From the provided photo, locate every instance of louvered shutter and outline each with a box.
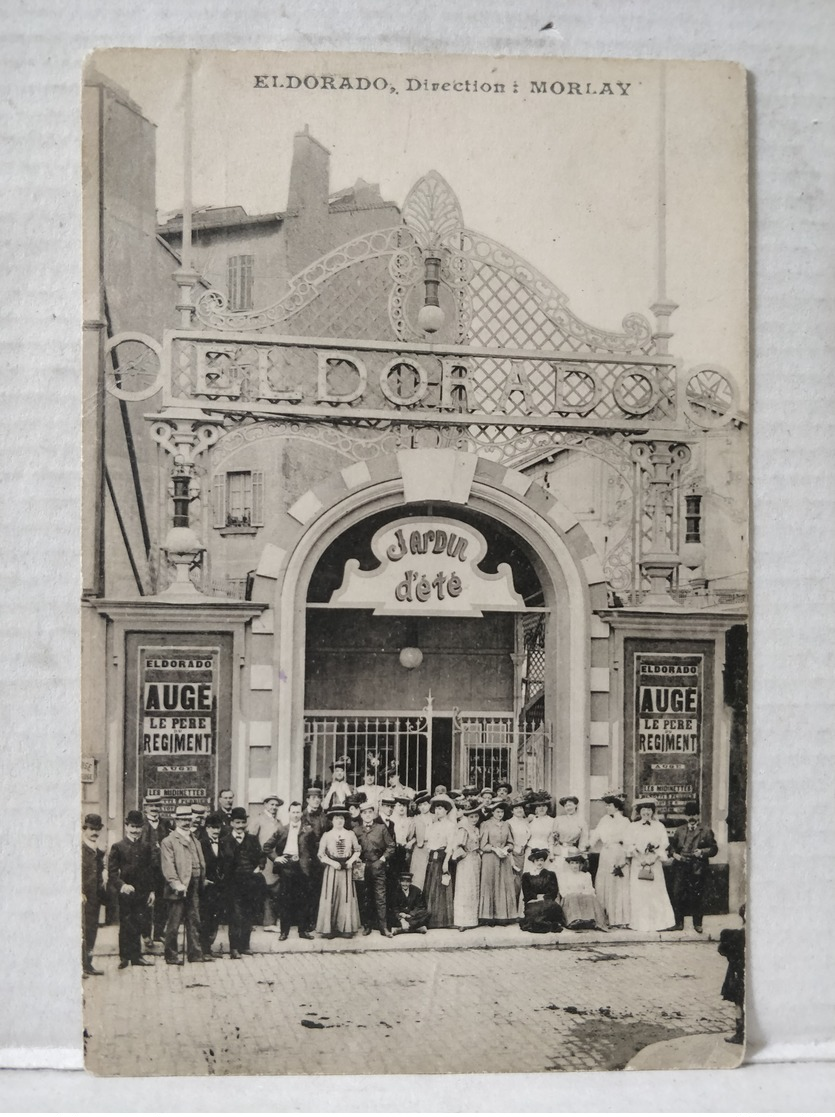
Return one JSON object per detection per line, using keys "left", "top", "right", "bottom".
{"left": 212, "top": 474, "right": 227, "bottom": 528}
{"left": 251, "top": 471, "right": 264, "bottom": 526}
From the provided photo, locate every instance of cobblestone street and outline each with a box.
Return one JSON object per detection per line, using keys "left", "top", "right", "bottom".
{"left": 84, "top": 939, "right": 735, "bottom": 1077}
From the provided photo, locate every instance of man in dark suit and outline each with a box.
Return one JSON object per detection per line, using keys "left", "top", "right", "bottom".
{"left": 263, "top": 801, "right": 316, "bottom": 940}
{"left": 82, "top": 813, "right": 107, "bottom": 975}
{"left": 216, "top": 788, "right": 235, "bottom": 834}
{"left": 198, "top": 813, "right": 226, "bottom": 957}
{"left": 139, "top": 792, "right": 173, "bottom": 949}
{"left": 356, "top": 801, "right": 395, "bottom": 937}
{"left": 391, "top": 871, "right": 430, "bottom": 935}
{"left": 300, "top": 785, "right": 327, "bottom": 933}
{"left": 221, "top": 807, "right": 264, "bottom": 958}
{"left": 665, "top": 800, "right": 719, "bottom": 933}
{"left": 108, "top": 810, "right": 156, "bottom": 969}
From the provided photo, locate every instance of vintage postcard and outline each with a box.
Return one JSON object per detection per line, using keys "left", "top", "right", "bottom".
{"left": 81, "top": 49, "right": 748, "bottom": 1075}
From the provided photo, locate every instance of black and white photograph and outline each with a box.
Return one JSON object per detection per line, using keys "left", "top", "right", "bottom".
{"left": 80, "top": 48, "right": 749, "bottom": 1076}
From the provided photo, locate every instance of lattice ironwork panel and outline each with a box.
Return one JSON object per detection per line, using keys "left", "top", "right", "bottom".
{"left": 457, "top": 715, "right": 515, "bottom": 789}
{"left": 286, "top": 258, "right": 396, "bottom": 340}
{"left": 303, "top": 714, "right": 429, "bottom": 793}
{"left": 468, "top": 264, "right": 580, "bottom": 352}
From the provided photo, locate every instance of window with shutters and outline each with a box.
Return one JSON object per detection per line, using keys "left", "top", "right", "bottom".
{"left": 213, "top": 470, "right": 264, "bottom": 532}
{"left": 227, "top": 255, "right": 254, "bottom": 312}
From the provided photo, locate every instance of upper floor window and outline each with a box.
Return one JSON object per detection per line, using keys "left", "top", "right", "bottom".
{"left": 684, "top": 493, "right": 702, "bottom": 543}
{"left": 213, "top": 470, "right": 264, "bottom": 531}
{"left": 227, "top": 255, "right": 254, "bottom": 312}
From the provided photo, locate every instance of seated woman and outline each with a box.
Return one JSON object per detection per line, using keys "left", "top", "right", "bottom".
{"left": 520, "top": 848, "right": 565, "bottom": 934}
{"left": 559, "top": 851, "right": 609, "bottom": 931}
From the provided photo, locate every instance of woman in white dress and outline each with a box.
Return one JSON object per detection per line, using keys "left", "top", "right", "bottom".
{"left": 626, "top": 797, "right": 675, "bottom": 932}
{"left": 589, "top": 792, "right": 632, "bottom": 927}
{"left": 552, "top": 795, "right": 589, "bottom": 892}
{"left": 523, "top": 794, "right": 558, "bottom": 873}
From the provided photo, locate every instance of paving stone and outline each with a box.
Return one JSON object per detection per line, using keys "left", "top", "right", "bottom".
{"left": 84, "top": 940, "right": 736, "bottom": 1076}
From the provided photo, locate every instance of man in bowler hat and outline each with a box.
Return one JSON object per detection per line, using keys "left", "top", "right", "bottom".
{"left": 160, "top": 803, "right": 207, "bottom": 964}
{"left": 82, "top": 813, "right": 107, "bottom": 975}
{"left": 198, "top": 813, "right": 227, "bottom": 957}
{"left": 221, "top": 806, "right": 265, "bottom": 958}
{"left": 665, "top": 800, "right": 718, "bottom": 932}
{"left": 108, "top": 810, "right": 156, "bottom": 968}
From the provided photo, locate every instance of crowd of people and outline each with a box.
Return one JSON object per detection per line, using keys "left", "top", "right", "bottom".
{"left": 81, "top": 764, "right": 720, "bottom": 975}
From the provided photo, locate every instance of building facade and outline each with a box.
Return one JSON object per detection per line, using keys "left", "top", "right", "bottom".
{"left": 82, "top": 71, "right": 748, "bottom": 912}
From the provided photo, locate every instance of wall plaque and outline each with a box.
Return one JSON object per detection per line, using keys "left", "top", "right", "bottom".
{"left": 329, "top": 517, "right": 526, "bottom": 617}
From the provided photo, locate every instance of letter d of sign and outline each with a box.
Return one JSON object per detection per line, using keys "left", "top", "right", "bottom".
{"left": 317, "top": 351, "right": 368, "bottom": 404}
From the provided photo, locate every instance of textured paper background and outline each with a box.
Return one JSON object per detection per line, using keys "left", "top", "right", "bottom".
{"left": 1, "top": 0, "right": 833, "bottom": 1109}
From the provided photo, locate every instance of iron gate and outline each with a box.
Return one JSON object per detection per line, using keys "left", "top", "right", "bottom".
{"left": 303, "top": 712, "right": 430, "bottom": 791}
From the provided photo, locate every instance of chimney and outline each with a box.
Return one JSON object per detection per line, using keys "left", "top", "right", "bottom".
{"left": 285, "top": 125, "right": 330, "bottom": 277}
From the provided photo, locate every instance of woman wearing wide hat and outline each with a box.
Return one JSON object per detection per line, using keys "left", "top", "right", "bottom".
{"left": 450, "top": 798, "right": 482, "bottom": 931}
{"left": 409, "top": 791, "right": 432, "bottom": 892}
{"left": 588, "top": 791, "right": 632, "bottom": 928}
{"left": 559, "top": 852, "right": 609, "bottom": 931}
{"left": 315, "top": 807, "right": 362, "bottom": 937}
{"left": 478, "top": 801, "right": 517, "bottom": 925}
{"left": 507, "top": 797, "right": 532, "bottom": 903}
{"left": 423, "top": 797, "right": 457, "bottom": 928}
{"left": 522, "top": 792, "right": 558, "bottom": 873}
{"left": 626, "top": 797, "right": 675, "bottom": 932}
{"left": 552, "top": 795, "right": 590, "bottom": 893}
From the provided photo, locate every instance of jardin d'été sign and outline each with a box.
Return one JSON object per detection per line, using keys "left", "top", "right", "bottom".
{"left": 330, "top": 517, "right": 525, "bottom": 617}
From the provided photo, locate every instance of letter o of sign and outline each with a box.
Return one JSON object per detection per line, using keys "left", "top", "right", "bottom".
{"left": 379, "top": 359, "right": 429, "bottom": 407}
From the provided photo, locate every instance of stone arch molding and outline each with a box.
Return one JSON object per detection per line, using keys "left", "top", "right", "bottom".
{"left": 250, "top": 448, "right": 608, "bottom": 610}
{"left": 246, "top": 448, "right": 608, "bottom": 801}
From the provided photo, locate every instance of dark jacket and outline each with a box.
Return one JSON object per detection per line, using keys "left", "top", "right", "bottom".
{"left": 139, "top": 817, "right": 173, "bottom": 871}
{"left": 391, "top": 882, "right": 427, "bottom": 916}
{"left": 220, "top": 832, "right": 265, "bottom": 889}
{"left": 82, "top": 843, "right": 106, "bottom": 905}
{"left": 355, "top": 819, "right": 395, "bottom": 864}
{"left": 263, "top": 820, "right": 317, "bottom": 876}
{"left": 521, "top": 869, "right": 560, "bottom": 906}
{"left": 198, "top": 831, "right": 226, "bottom": 888}
{"left": 669, "top": 823, "right": 718, "bottom": 876}
{"left": 107, "top": 836, "right": 154, "bottom": 896}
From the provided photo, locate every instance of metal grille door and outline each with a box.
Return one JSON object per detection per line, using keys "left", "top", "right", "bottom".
{"left": 303, "top": 713, "right": 430, "bottom": 791}
{"left": 455, "top": 714, "right": 515, "bottom": 789}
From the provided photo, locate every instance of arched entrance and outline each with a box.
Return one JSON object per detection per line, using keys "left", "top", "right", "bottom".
{"left": 249, "top": 449, "right": 607, "bottom": 805}
{"left": 302, "top": 502, "right": 547, "bottom": 794}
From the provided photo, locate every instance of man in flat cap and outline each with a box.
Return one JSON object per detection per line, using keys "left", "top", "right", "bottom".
{"left": 391, "top": 871, "right": 430, "bottom": 936}
{"left": 108, "top": 810, "right": 156, "bottom": 968}
{"left": 665, "top": 801, "right": 718, "bottom": 933}
{"left": 160, "top": 803, "right": 207, "bottom": 964}
{"left": 248, "top": 793, "right": 284, "bottom": 928}
{"left": 221, "top": 806, "right": 264, "bottom": 958}
{"left": 82, "top": 813, "right": 107, "bottom": 975}
{"left": 139, "top": 792, "right": 173, "bottom": 950}
{"left": 356, "top": 801, "right": 395, "bottom": 937}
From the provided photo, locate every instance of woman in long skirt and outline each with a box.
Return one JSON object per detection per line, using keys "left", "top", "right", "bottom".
{"left": 423, "top": 798, "right": 457, "bottom": 928}
{"left": 589, "top": 792, "right": 632, "bottom": 927}
{"left": 626, "top": 798, "right": 675, "bottom": 932}
{"left": 409, "top": 793, "right": 432, "bottom": 892}
{"left": 478, "top": 802, "right": 518, "bottom": 924}
{"left": 520, "top": 847, "right": 565, "bottom": 934}
{"left": 559, "top": 852, "right": 609, "bottom": 930}
{"left": 507, "top": 798, "right": 532, "bottom": 903}
{"left": 315, "top": 808, "right": 361, "bottom": 937}
{"left": 450, "top": 800, "right": 481, "bottom": 931}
